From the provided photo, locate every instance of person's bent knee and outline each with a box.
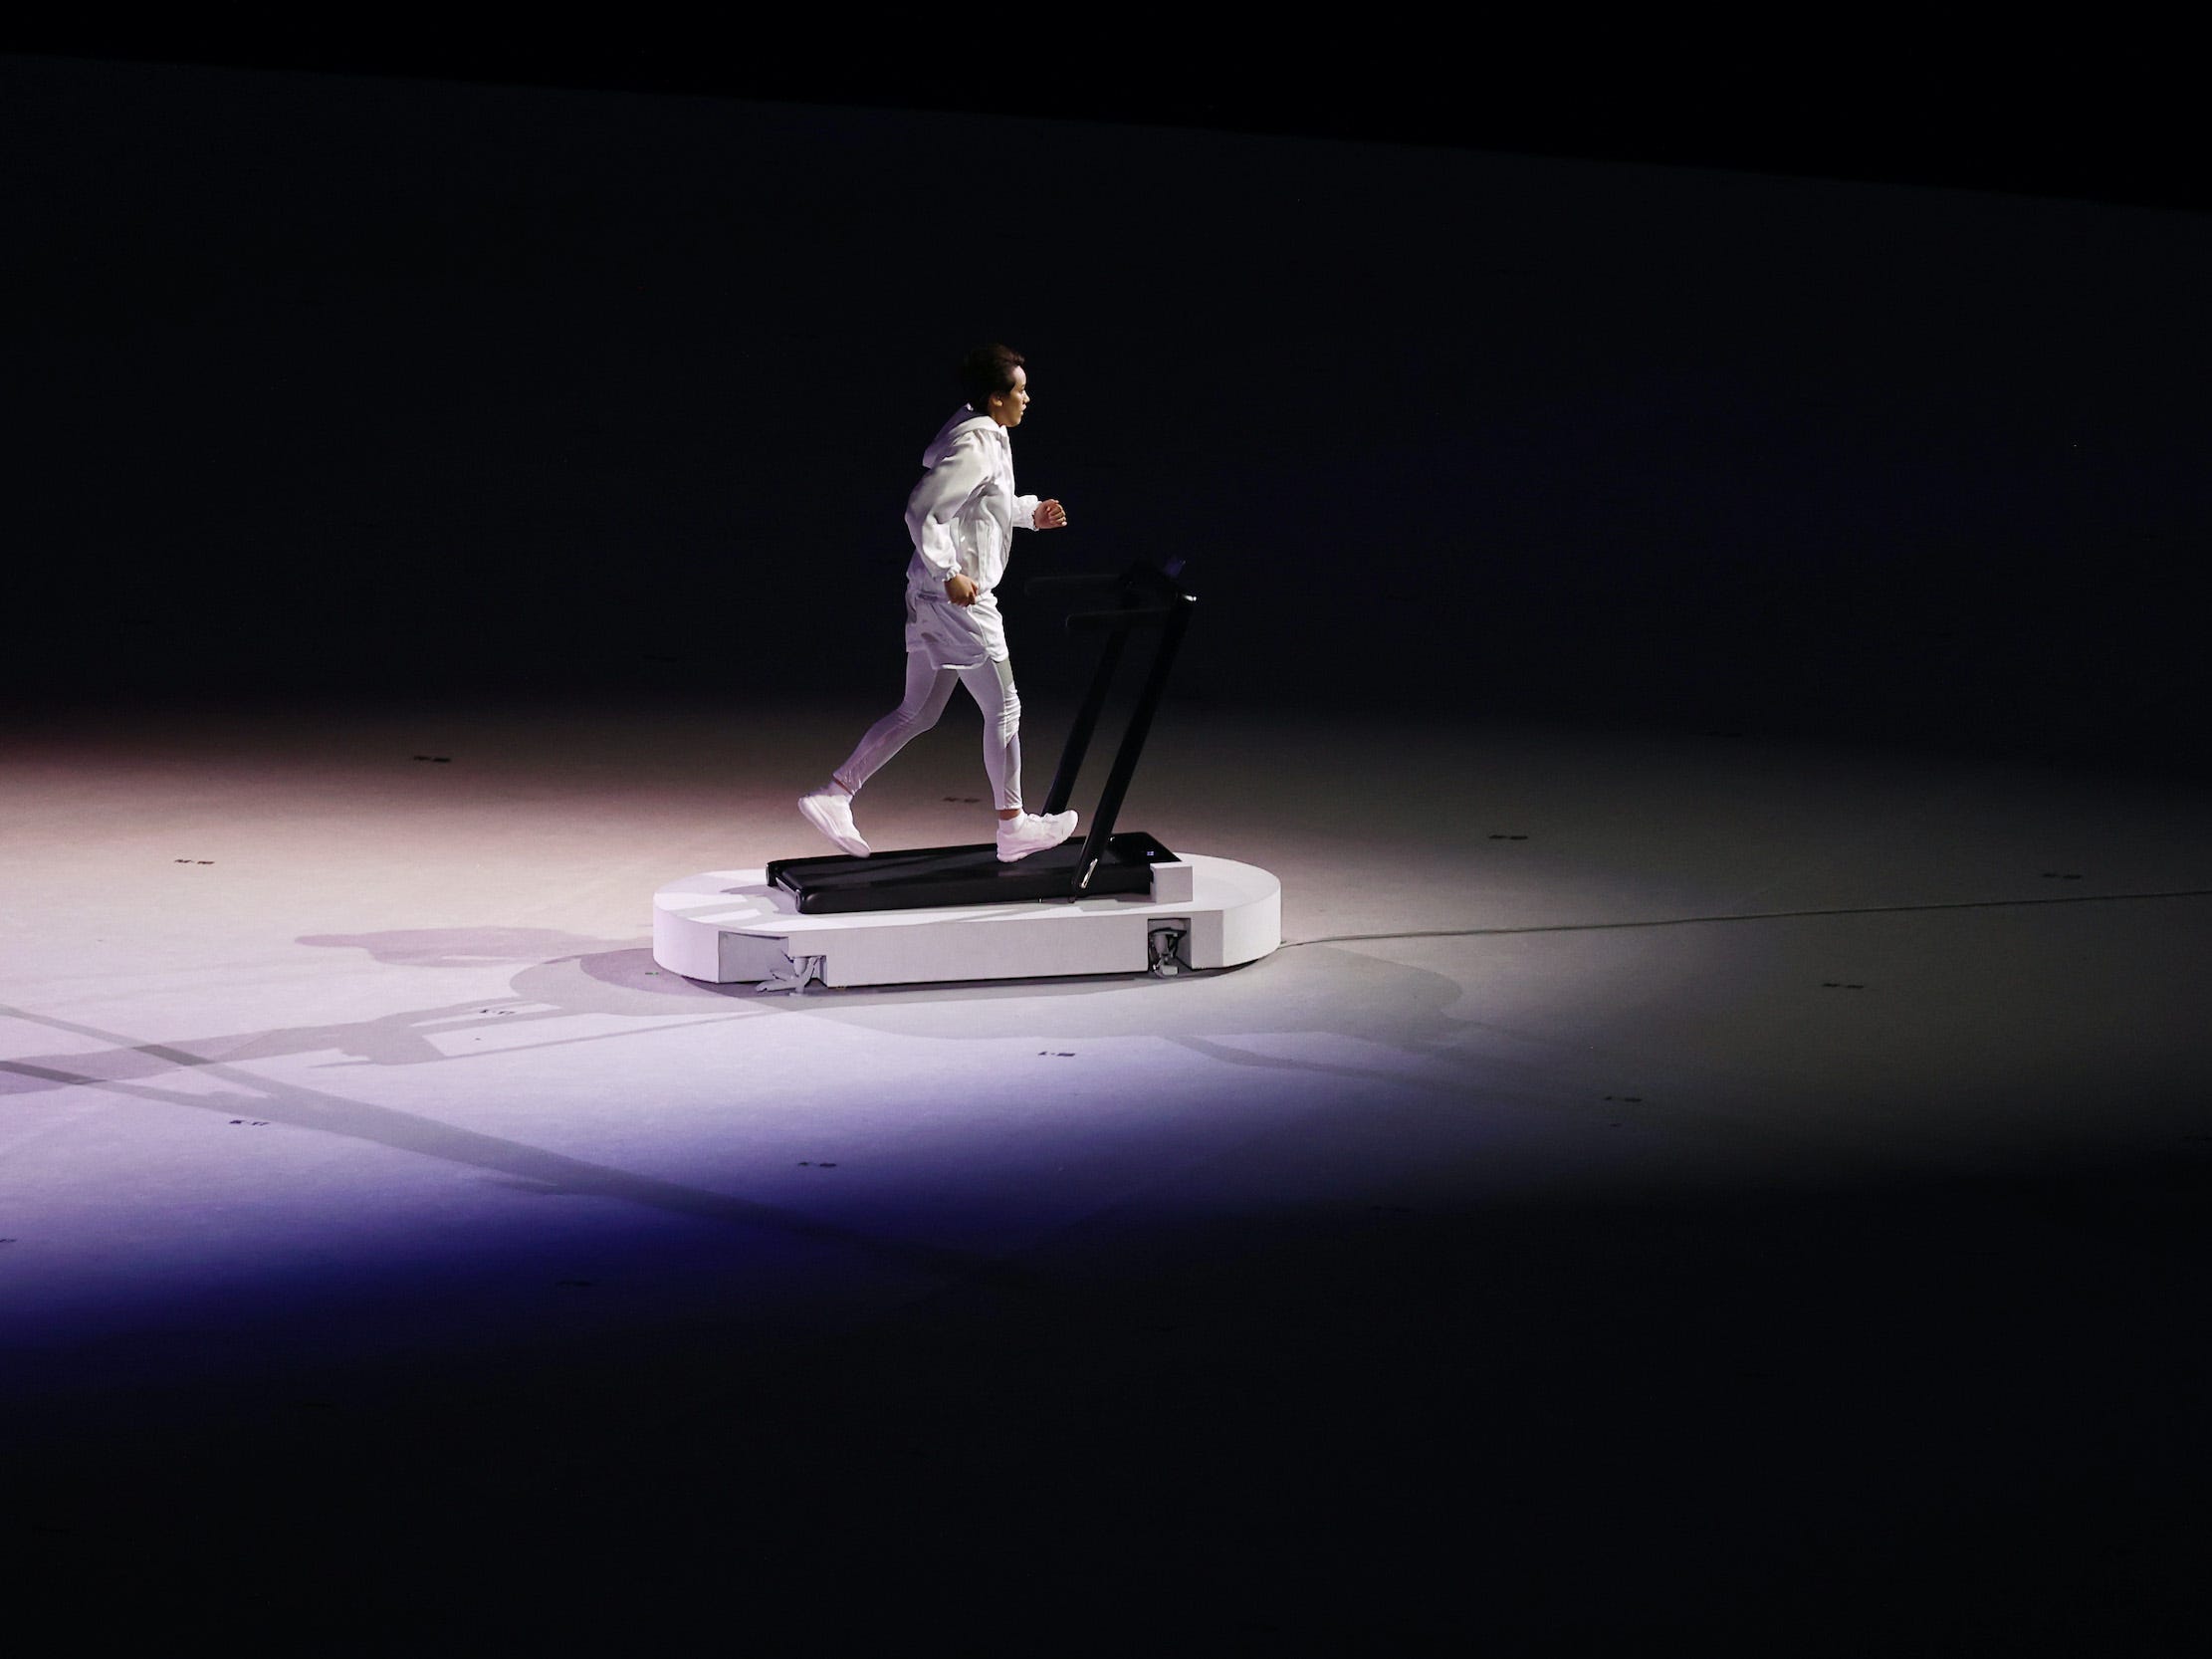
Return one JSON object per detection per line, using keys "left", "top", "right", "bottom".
{"left": 894, "top": 695, "right": 949, "bottom": 731}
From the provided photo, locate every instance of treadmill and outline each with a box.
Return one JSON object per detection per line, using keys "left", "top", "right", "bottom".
{"left": 768, "top": 559, "right": 1196, "bottom": 916}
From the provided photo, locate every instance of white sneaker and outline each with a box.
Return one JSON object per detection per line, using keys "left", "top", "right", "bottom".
{"left": 797, "top": 788, "right": 869, "bottom": 857}
{"left": 995, "top": 810, "right": 1078, "bottom": 862}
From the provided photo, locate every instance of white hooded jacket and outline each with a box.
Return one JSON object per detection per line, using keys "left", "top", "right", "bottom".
{"left": 904, "top": 405, "right": 1039, "bottom": 600}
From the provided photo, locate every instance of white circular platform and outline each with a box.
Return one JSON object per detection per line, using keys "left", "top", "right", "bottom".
{"left": 653, "top": 853, "right": 1281, "bottom": 988}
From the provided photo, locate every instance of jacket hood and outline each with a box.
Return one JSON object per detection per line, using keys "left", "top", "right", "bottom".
{"left": 922, "top": 406, "right": 1005, "bottom": 468}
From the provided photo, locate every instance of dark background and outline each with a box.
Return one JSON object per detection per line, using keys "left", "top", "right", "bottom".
{"left": 6, "top": 44, "right": 2208, "bottom": 769}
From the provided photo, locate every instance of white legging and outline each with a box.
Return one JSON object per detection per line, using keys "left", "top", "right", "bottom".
{"left": 832, "top": 652, "right": 1022, "bottom": 812}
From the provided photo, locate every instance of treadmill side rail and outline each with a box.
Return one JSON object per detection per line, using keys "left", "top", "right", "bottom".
{"left": 768, "top": 831, "right": 1181, "bottom": 917}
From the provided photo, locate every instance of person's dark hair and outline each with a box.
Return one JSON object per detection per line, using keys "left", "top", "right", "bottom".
{"left": 958, "top": 343, "right": 1025, "bottom": 410}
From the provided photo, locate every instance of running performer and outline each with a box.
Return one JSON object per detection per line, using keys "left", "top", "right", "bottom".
{"left": 798, "top": 344, "right": 1079, "bottom": 862}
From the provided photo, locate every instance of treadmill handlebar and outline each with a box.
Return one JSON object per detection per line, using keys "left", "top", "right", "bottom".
{"left": 1065, "top": 601, "right": 1190, "bottom": 634}
{"left": 1022, "top": 572, "right": 1127, "bottom": 595}
{"left": 1025, "top": 560, "right": 1192, "bottom": 605}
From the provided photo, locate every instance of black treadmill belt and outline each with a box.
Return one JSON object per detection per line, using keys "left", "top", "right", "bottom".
{"left": 769, "top": 831, "right": 1176, "bottom": 915}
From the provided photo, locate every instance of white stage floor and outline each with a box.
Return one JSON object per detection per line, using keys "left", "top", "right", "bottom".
{"left": 5, "top": 697, "right": 2209, "bottom": 1649}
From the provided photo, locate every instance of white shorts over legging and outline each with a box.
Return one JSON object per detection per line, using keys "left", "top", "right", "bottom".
{"left": 831, "top": 649, "right": 1023, "bottom": 812}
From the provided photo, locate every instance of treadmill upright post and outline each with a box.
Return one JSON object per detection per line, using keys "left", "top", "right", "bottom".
{"left": 1067, "top": 593, "right": 1194, "bottom": 891}
{"left": 1028, "top": 568, "right": 1140, "bottom": 820}
{"left": 1041, "top": 625, "right": 1127, "bottom": 817}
